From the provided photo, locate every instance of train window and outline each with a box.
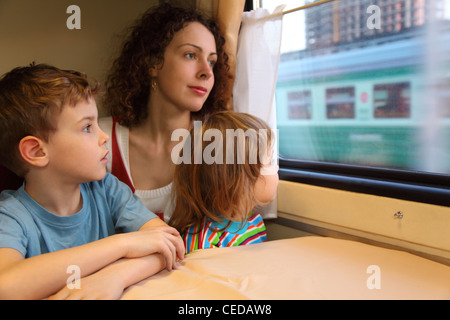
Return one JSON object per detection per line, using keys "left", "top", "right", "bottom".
{"left": 288, "top": 90, "right": 312, "bottom": 119}
{"left": 373, "top": 82, "right": 410, "bottom": 118}
{"left": 258, "top": 0, "right": 450, "bottom": 206}
{"left": 326, "top": 87, "right": 355, "bottom": 119}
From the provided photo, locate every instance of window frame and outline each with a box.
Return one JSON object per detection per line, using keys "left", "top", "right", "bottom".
{"left": 279, "top": 158, "right": 450, "bottom": 207}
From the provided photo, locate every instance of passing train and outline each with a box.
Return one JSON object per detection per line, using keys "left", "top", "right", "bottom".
{"left": 276, "top": 30, "right": 450, "bottom": 172}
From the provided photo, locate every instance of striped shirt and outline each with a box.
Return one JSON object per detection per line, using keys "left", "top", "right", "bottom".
{"left": 182, "top": 213, "right": 267, "bottom": 254}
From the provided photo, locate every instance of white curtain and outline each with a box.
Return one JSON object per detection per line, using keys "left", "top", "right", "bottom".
{"left": 233, "top": 5, "right": 285, "bottom": 219}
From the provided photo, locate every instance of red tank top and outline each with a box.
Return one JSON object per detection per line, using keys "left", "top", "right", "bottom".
{"left": 111, "top": 117, "right": 135, "bottom": 193}
{"left": 111, "top": 118, "right": 164, "bottom": 220}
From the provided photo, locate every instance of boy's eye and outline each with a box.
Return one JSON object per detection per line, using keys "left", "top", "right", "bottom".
{"left": 82, "top": 124, "right": 92, "bottom": 133}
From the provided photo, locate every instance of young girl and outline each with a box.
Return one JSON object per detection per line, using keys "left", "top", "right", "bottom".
{"left": 169, "top": 111, "right": 279, "bottom": 254}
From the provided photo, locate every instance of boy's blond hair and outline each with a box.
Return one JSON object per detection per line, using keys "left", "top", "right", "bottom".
{"left": 0, "top": 63, "right": 99, "bottom": 177}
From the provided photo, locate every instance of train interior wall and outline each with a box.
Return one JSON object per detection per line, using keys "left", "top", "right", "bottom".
{"left": 266, "top": 180, "right": 450, "bottom": 266}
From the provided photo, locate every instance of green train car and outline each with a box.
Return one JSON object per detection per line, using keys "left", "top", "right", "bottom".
{"left": 276, "top": 35, "right": 450, "bottom": 173}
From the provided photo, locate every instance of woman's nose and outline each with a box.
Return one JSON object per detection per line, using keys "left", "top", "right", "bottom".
{"left": 198, "top": 59, "right": 213, "bottom": 80}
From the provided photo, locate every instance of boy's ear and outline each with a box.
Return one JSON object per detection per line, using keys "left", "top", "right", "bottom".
{"left": 19, "top": 136, "right": 49, "bottom": 168}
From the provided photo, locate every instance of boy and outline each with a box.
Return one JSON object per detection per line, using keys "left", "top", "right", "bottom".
{"left": 0, "top": 63, "right": 185, "bottom": 299}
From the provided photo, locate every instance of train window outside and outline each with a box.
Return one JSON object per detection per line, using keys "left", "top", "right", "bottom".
{"left": 288, "top": 90, "right": 312, "bottom": 119}
{"left": 326, "top": 87, "right": 355, "bottom": 119}
{"left": 259, "top": 0, "right": 450, "bottom": 205}
{"left": 373, "top": 82, "right": 410, "bottom": 118}
{"left": 261, "top": 0, "right": 450, "bottom": 173}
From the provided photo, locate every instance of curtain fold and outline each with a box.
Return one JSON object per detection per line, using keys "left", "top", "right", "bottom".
{"left": 233, "top": 5, "right": 285, "bottom": 130}
{"left": 216, "top": 0, "right": 246, "bottom": 109}
{"left": 233, "top": 5, "right": 285, "bottom": 219}
{"left": 193, "top": 0, "right": 244, "bottom": 109}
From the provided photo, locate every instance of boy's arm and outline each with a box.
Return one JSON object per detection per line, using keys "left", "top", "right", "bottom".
{"left": 48, "top": 254, "right": 167, "bottom": 300}
{"left": 140, "top": 216, "right": 168, "bottom": 228}
{"left": 0, "top": 226, "right": 182, "bottom": 300}
{"left": 0, "top": 234, "right": 125, "bottom": 300}
{"left": 48, "top": 219, "right": 185, "bottom": 300}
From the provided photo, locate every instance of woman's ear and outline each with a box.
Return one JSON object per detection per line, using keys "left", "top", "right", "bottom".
{"left": 19, "top": 136, "right": 49, "bottom": 168}
{"left": 149, "top": 60, "right": 163, "bottom": 77}
{"left": 149, "top": 66, "right": 158, "bottom": 78}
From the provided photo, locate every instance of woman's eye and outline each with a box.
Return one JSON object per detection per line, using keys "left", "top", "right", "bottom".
{"left": 185, "top": 52, "right": 195, "bottom": 59}
{"left": 208, "top": 59, "right": 217, "bottom": 67}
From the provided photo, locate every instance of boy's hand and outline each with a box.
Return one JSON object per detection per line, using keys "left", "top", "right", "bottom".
{"left": 121, "top": 226, "right": 185, "bottom": 270}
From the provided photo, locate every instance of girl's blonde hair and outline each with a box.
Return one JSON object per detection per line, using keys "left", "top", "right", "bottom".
{"left": 169, "top": 111, "right": 273, "bottom": 233}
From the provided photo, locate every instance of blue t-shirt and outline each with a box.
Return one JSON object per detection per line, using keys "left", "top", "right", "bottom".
{"left": 0, "top": 173, "right": 157, "bottom": 258}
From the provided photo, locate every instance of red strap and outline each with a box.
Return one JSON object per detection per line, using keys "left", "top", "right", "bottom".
{"left": 111, "top": 117, "right": 135, "bottom": 193}
{"left": 111, "top": 118, "right": 165, "bottom": 221}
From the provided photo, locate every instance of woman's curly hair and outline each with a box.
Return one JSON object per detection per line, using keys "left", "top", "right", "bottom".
{"left": 104, "top": 3, "right": 231, "bottom": 127}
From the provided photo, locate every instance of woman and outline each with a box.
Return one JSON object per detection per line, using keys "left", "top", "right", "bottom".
{"left": 99, "top": 4, "right": 231, "bottom": 221}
